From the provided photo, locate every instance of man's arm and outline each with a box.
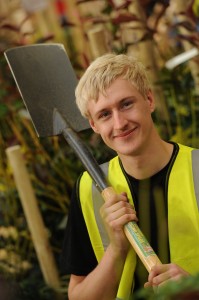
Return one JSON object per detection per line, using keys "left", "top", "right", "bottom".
{"left": 68, "top": 244, "right": 126, "bottom": 300}
{"left": 68, "top": 192, "right": 137, "bottom": 300}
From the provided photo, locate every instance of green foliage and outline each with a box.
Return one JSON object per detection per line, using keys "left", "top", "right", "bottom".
{"left": 134, "top": 273, "right": 199, "bottom": 300}
{"left": 155, "top": 65, "right": 199, "bottom": 146}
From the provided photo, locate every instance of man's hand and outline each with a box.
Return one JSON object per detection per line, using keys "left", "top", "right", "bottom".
{"left": 144, "top": 263, "right": 190, "bottom": 288}
{"left": 100, "top": 192, "right": 138, "bottom": 256}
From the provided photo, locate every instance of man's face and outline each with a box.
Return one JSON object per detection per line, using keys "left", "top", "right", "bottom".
{"left": 88, "top": 78, "right": 155, "bottom": 158}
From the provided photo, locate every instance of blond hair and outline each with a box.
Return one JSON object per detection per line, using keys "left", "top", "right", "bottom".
{"left": 75, "top": 53, "right": 151, "bottom": 118}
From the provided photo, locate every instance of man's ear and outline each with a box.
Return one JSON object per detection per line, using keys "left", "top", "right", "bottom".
{"left": 147, "top": 90, "right": 155, "bottom": 112}
{"left": 89, "top": 118, "right": 99, "bottom": 133}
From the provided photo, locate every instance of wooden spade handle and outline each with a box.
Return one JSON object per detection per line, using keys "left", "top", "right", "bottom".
{"left": 102, "top": 187, "right": 162, "bottom": 272}
{"left": 6, "top": 145, "right": 60, "bottom": 289}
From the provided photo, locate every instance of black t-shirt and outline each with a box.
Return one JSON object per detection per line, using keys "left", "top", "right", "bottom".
{"left": 60, "top": 142, "right": 178, "bottom": 290}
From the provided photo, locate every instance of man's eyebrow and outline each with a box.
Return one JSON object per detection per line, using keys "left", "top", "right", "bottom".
{"left": 119, "top": 96, "right": 136, "bottom": 104}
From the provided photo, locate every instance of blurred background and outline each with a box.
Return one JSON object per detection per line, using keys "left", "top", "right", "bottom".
{"left": 0, "top": 0, "right": 199, "bottom": 299}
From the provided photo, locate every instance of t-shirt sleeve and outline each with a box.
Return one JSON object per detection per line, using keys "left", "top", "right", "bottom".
{"left": 60, "top": 178, "right": 98, "bottom": 276}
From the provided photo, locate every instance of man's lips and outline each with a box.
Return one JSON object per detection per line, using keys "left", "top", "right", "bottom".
{"left": 114, "top": 127, "right": 137, "bottom": 138}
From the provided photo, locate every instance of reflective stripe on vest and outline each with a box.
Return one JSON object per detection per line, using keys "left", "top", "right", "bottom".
{"left": 79, "top": 144, "right": 199, "bottom": 299}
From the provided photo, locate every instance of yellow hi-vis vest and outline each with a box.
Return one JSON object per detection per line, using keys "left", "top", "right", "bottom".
{"left": 79, "top": 144, "right": 199, "bottom": 300}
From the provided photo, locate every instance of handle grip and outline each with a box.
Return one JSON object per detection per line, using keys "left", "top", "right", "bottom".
{"left": 102, "top": 186, "right": 162, "bottom": 272}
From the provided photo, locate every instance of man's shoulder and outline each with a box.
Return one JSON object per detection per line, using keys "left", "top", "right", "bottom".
{"left": 100, "top": 155, "right": 119, "bottom": 167}
{"left": 80, "top": 156, "right": 119, "bottom": 178}
{"left": 176, "top": 142, "right": 195, "bottom": 152}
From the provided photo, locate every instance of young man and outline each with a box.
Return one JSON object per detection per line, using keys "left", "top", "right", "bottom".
{"left": 61, "top": 54, "right": 199, "bottom": 299}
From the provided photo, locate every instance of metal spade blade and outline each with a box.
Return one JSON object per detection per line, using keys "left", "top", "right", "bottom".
{"left": 4, "top": 43, "right": 89, "bottom": 137}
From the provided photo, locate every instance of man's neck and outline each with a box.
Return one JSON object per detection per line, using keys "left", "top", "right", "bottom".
{"left": 119, "top": 140, "right": 174, "bottom": 180}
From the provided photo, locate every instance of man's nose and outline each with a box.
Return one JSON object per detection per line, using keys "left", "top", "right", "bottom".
{"left": 113, "top": 111, "right": 127, "bottom": 129}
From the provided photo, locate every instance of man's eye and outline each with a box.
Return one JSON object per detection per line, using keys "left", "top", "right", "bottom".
{"left": 99, "top": 111, "right": 110, "bottom": 119}
{"left": 122, "top": 101, "right": 133, "bottom": 109}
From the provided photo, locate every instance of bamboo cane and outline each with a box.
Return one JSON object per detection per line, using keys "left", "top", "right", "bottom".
{"left": 87, "top": 26, "right": 110, "bottom": 59}
{"left": 6, "top": 145, "right": 61, "bottom": 290}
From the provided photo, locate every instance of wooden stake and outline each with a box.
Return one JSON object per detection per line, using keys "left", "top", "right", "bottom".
{"left": 6, "top": 145, "right": 60, "bottom": 290}
{"left": 87, "top": 26, "right": 110, "bottom": 59}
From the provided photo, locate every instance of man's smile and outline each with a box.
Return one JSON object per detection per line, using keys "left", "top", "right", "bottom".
{"left": 113, "top": 127, "right": 138, "bottom": 139}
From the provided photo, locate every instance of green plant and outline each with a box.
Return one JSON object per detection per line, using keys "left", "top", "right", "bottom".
{"left": 134, "top": 273, "right": 199, "bottom": 300}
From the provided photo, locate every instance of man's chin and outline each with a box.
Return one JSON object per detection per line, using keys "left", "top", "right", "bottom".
{"left": 116, "top": 144, "right": 143, "bottom": 157}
